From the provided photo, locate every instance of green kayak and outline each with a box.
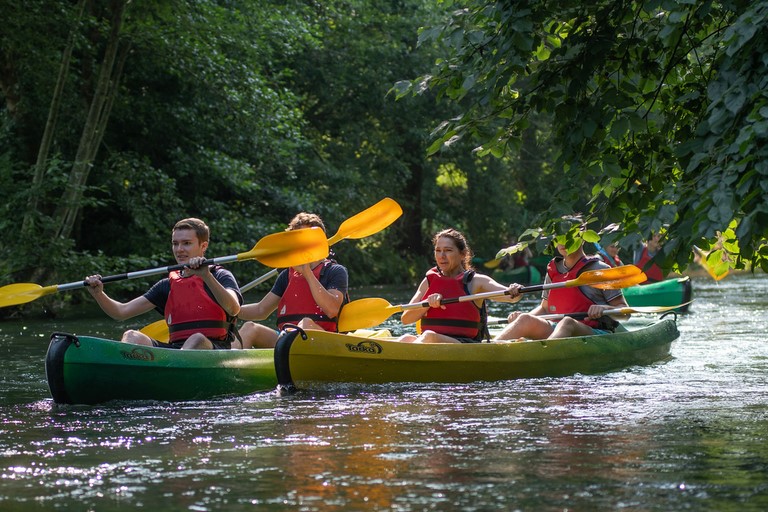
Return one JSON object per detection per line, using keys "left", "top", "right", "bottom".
{"left": 45, "top": 333, "right": 277, "bottom": 405}
{"left": 624, "top": 276, "right": 693, "bottom": 311}
{"left": 491, "top": 264, "right": 542, "bottom": 285}
{"left": 274, "top": 318, "right": 679, "bottom": 391}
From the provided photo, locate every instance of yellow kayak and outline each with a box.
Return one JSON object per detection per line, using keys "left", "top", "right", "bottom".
{"left": 274, "top": 319, "right": 679, "bottom": 392}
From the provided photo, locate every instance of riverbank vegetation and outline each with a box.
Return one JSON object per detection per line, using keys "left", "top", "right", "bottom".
{"left": 1, "top": 0, "right": 766, "bottom": 315}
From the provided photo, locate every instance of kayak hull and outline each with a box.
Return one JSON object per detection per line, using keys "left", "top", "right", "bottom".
{"left": 45, "top": 333, "right": 276, "bottom": 405}
{"left": 624, "top": 276, "right": 693, "bottom": 311}
{"left": 275, "top": 319, "right": 679, "bottom": 389}
{"left": 491, "top": 264, "right": 542, "bottom": 285}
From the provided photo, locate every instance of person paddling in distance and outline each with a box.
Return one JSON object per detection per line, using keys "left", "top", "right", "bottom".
{"left": 596, "top": 242, "right": 623, "bottom": 267}
{"left": 494, "top": 240, "right": 629, "bottom": 342}
{"left": 238, "top": 213, "right": 349, "bottom": 348}
{"left": 84, "top": 218, "right": 243, "bottom": 349}
{"left": 634, "top": 231, "right": 667, "bottom": 284}
{"left": 398, "top": 228, "right": 522, "bottom": 344}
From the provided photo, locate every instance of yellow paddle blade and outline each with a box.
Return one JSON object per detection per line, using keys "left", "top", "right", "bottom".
{"left": 483, "top": 258, "right": 502, "bottom": 269}
{"left": 590, "top": 272, "right": 648, "bottom": 289}
{"left": 139, "top": 319, "right": 170, "bottom": 343}
{"left": 240, "top": 227, "right": 329, "bottom": 267}
{"left": 608, "top": 301, "right": 694, "bottom": 315}
{"left": 0, "top": 283, "right": 58, "bottom": 308}
{"left": 571, "top": 264, "right": 641, "bottom": 285}
{"left": 327, "top": 198, "right": 402, "bottom": 245}
{"left": 338, "top": 297, "right": 404, "bottom": 332}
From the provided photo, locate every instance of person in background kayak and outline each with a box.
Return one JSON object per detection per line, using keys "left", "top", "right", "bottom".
{"left": 494, "top": 241, "right": 629, "bottom": 341}
{"left": 84, "top": 218, "right": 243, "bottom": 349}
{"left": 238, "top": 213, "right": 349, "bottom": 348}
{"left": 634, "top": 232, "right": 667, "bottom": 283}
{"left": 596, "top": 242, "right": 623, "bottom": 267}
{"left": 398, "top": 228, "right": 522, "bottom": 344}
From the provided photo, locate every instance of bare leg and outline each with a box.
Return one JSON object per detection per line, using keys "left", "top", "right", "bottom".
{"left": 418, "top": 330, "right": 463, "bottom": 343}
{"left": 121, "top": 329, "right": 154, "bottom": 346}
{"left": 548, "top": 317, "right": 595, "bottom": 339}
{"left": 239, "top": 321, "right": 279, "bottom": 349}
{"left": 296, "top": 318, "right": 324, "bottom": 331}
{"left": 182, "top": 333, "right": 214, "bottom": 350}
{"left": 494, "top": 314, "right": 554, "bottom": 341}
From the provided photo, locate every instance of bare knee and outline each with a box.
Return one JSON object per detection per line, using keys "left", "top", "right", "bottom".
{"left": 121, "top": 329, "right": 153, "bottom": 345}
{"left": 549, "top": 317, "right": 592, "bottom": 339}
{"left": 239, "top": 321, "right": 278, "bottom": 349}
{"left": 296, "top": 318, "right": 324, "bottom": 331}
{"left": 418, "top": 330, "right": 458, "bottom": 344}
{"left": 182, "top": 333, "right": 212, "bottom": 350}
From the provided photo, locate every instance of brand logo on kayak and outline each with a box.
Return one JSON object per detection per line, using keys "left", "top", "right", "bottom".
{"left": 120, "top": 348, "right": 155, "bottom": 362}
{"left": 345, "top": 341, "right": 383, "bottom": 354}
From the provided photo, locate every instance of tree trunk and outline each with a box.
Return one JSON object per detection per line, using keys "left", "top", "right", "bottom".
{"left": 52, "top": 0, "right": 129, "bottom": 241}
{"left": 22, "top": 0, "right": 88, "bottom": 236}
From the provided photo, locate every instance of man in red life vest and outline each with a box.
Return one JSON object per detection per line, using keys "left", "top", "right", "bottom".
{"left": 494, "top": 241, "right": 629, "bottom": 341}
{"left": 238, "top": 213, "right": 349, "bottom": 348}
{"left": 634, "top": 232, "right": 667, "bottom": 283}
{"left": 84, "top": 218, "right": 242, "bottom": 349}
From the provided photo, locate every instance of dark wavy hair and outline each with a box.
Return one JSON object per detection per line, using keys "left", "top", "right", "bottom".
{"left": 432, "top": 228, "right": 474, "bottom": 270}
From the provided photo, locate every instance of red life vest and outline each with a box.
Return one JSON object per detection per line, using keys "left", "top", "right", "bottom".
{"left": 546, "top": 256, "right": 603, "bottom": 329}
{"left": 419, "top": 267, "right": 483, "bottom": 340}
{"left": 635, "top": 247, "right": 665, "bottom": 283}
{"left": 277, "top": 261, "right": 339, "bottom": 332}
{"left": 166, "top": 270, "right": 230, "bottom": 342}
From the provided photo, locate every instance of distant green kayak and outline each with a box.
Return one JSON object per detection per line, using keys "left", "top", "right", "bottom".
{"left": 45, "top": 333, "right": 277, "bottom": 405}
{"left": 624, "top": 276, "right": 693, "bottom": 311}
{"left": 491, "top": 264, "right": 542, "bottom": 285}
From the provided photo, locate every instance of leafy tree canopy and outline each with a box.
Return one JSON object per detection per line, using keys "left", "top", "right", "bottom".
{"left": 399, "top": 0, "right": 768, "bottom": 273}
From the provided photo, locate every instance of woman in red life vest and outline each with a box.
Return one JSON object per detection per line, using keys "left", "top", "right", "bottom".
{"left": 84, "top": 218, "right": 242, "bottom": 350}
{"left": 238, "top": 213, "right": 349, "bottom": 348}
{"left": 398, "top": 228, "right": 522, "bottom": 344}
{"left": 634, "top": 232, "right": 667, "bottom": 283}
{"left": 494, "top": 241, "right": 629, "bottom": 341}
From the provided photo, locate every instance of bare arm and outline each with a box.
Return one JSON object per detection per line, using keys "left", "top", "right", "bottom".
{"left": 297, "top": 264, "right": 345, "bottom": 318}
{"left": 468, "top": 274, "right": 523, "bottom": 305}
{"left": 85, "top": 275, "right": 155, "bottom": 321}
{"left": 587, "top": 293, "right": 630, "bottom": 320}
{"left": 239, "top": 292, "right": 281, "bottom": 321}
{"left": 185, "top": 257, "right": 240, "bottom": 317}
{"left": 400, "top": 278, "right": 430, "bottom": 325}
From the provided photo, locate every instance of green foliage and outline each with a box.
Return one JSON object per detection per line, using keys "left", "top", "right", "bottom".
{"left": 407, "top": 0, "right": 768, "bottom": 273}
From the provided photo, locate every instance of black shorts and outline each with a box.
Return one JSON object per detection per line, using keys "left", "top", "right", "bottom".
{"left": 454, "top": 336, "right": 483, "bottom": 344}
{"left": 151, "top": 338, "right": 232, "bottom": 350}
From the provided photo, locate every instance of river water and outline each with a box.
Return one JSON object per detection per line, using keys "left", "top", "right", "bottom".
{"left": 1, "top": 274, "right": 767, "bottom": 511}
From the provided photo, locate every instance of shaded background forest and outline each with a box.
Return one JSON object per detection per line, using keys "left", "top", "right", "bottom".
{"left": 0, "top": 0, "right": 560, "bottom": 312}
{"left": 2, "top": 0, "right": 767, "bottom": 315}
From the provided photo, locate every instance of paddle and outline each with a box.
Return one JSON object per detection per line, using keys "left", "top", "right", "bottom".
{"left": 337, "top": 264, "right": 644, "bottom": 332}
{"left": 0, "top": 228, "right": 329, "bottom": 309}
{"left": 485, "top": 301, "right": 693, "bottom": 325}
{"left": 693, "top": 246, "right": 729, "bottom": 281}
{"left": 140, "top": 198, "right": 404, "bottom": 342}
{"left": 238, "top": 197, "right": 403, "bottom": 294}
